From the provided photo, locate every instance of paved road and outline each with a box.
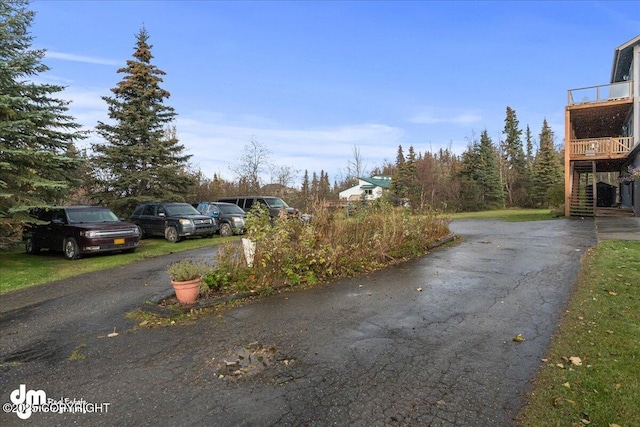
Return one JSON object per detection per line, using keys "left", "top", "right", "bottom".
{"left": 1, "top": 219, "right": 596, "bottom": 426}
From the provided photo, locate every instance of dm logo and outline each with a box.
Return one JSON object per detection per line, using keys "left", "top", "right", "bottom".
{"left": 10, "top": 384, "right": 46, "bottom": 420}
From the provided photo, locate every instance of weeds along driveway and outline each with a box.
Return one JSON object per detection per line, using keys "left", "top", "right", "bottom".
{"left": 0, "top": 219, "right": 595, "bottom": 426}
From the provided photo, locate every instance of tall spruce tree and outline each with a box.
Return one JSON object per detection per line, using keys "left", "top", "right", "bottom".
{"left": 523, "top": 124, "right": 536, "bottom": 207}
{"left": 405, "top": 145, "right": 421, "bottom": 210}
{"left": 462, "top": 130, "right": 504, "bottom": 210}
{"left": 532, "top": 119, "right": 563, "bottom": 206}
{"left": 0, "top": 0, "right": 85, "bottom": 212}
{"left": 479, "top": 130, "right": 505, "bottom": 208}
{"left": 389, "top": 145, "right": 407, "bottom": 206}
{"left": 459, "top": 141, "right": 483, "bottom": 211}
{"left": 500, "top": 106, "right": 527, "bottom": 207}
{"left": 92, "top": 28, "right": 193, "bottom": 215}
{"left": 0, "top": 0, "right": 84, "bottom": 227}
{"left": 300, "top": 169, "right": 311, "bottom": 211}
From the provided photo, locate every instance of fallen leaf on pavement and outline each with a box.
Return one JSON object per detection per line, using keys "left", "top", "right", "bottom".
{"left": 513, "top": 334, "right": 525, "bottom": 342}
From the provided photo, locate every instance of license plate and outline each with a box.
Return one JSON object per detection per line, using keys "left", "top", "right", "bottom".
{"left": 114, "top": 238, "right": 125, "bottom": 245}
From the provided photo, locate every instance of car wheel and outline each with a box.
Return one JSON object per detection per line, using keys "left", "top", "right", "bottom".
{"left": 63, "top": 237, "right": 80, "bottom": 260}
{"left": 25, "top": 237, "right": 40, "bottom": 254}
{"left": 220, "top": 223, "right": 233, "bottom": 237}
{"left": 137, "top": 225, "right": 145, "bottom": 239}
{"left": 165, "top": 226, "right": 181, "bottom": 243}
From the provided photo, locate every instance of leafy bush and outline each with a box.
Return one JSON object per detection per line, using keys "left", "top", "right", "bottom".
{"left": 202, "top": 242, "right": 251, "bottom": 291}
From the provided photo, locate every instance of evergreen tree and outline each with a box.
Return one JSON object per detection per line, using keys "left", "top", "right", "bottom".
{"left": 478, "top": 130, "right": 505, "bottom": 208}
{"left": 405, "top": 145, "right": 421, "bottom": 210}
{"left": 310, "top": 171, "right": 319, "bottom": 200}
{"left": 300, "top": 169, "right": 310, "bottom": 211}
{"left": 523, "top": 124, "right": 535, "bottom": 207}
{"left": 0, "top": 0, "right": 84, "bottom": 226}
{"left": 459, "top": 141, "right": 483, "bottom": 211}
{"left": 461, "top": 131, "right": 504, "bottom": 210}
{"left": 532, "top": 119, "right": 563, "bottom": 207}
{"left": 500, "top": 106, "right": 527, "bottom": 206}
{"left": 525, "top": 125, "right": 535, "bottom": 170}
{"left": 318, "top": 170, "right": 331, "bottom": 201}
{"left": 389, "top": 145, "right": 406, "bottom": 205}
{"left": 91, "top": 28, "right": 193, "bottom": 215}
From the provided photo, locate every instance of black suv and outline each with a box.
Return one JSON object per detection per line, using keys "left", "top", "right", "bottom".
{"left": 23, "top": 206, "right": 140, "bottom": 260}
{"left": 194, "top": 201, "right": 246, "bottom": 237}
{"left": 217, "top": 196, "right": 299, "bottom": 219}
{"left": 130, "top": 202, "right": 218, "bottom": 243}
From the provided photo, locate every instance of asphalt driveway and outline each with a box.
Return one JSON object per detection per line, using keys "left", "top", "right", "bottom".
{"left": 0, "top": 219, "right": 596, "bottom": 426}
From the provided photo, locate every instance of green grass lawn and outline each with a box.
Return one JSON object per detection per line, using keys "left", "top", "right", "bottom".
{"left": 517, "top": 240, "right": 640, "bottom": 427}
{"left": 0, "top": 235, "right": 237, "bottom": 294}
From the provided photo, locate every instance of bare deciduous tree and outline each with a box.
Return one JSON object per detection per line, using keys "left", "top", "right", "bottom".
{"left": 270, "top": 164, "right": 299, "bottom": 188}
{"left": 346, "top": 144, "right": 368, "bottom": 180}
{"left": 230, "top": 137, "right": 271, "bottom": 193}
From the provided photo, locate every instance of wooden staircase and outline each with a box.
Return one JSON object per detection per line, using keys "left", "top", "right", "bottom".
{"left": 570, "top": 162, "right": 595, "bottom": 217}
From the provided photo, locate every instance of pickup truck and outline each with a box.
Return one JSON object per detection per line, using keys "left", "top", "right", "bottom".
{"left": 23, "top": 206, "right": 140, "bottom": 260}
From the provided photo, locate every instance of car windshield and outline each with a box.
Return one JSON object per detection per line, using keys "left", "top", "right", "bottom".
{"left": 218, "top": 204, "right": 245, "bottom": 214}
{"left": 263, "top": 197, "right": 289, "bottom": 209}
{"left": 66, "top": 208, "right": 119, "bottom": 223}
{"left": 165, "top": 204, "right": 200, "bottom": 216}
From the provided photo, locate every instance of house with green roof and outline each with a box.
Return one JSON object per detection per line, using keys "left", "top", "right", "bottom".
{"left": 339, "top": 175, "right": 392, "bottom": 201}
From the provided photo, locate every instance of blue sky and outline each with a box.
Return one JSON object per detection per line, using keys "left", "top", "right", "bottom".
{"left": 29, "top": 1, "right": 639, "bottom": 185}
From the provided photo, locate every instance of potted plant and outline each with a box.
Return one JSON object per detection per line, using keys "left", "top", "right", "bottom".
{"left": 167, "top": 260, "right": 206, "bottom": 304}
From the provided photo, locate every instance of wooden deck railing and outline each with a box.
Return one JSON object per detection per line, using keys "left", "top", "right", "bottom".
{"left": 569, "top": 137, "right": 633, "bottom": 158}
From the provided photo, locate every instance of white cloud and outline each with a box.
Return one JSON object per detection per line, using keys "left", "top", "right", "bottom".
{"left": 177, "top": 115, "right": 404, "bottom": 183}
{"left": 46, "top": 51, "right": 120, "bottom": 66}
{"left": 409, "top": 109, "right": 483, "bottom": 125}
{"left": 60, "top": 88, "right": 405, "bottom": 185}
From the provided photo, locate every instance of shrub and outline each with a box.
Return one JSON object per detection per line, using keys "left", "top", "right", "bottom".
{"left": 202, "top": 242, "right": 251, "bottom": 292}
{"left": 213, "top": 200, "right": 451, "bottom": 293}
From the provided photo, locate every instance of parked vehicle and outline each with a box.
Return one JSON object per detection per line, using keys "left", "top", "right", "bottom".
{"left": 216, "top": 196, "right": 299, "bottom": 219}
{"left": 22, "top": 205, "right": 140, "bottom": 260}
{"left": 194, "top": 202, "right": 246, "bottom": 237}
{"left": 129, "top": 202, "right": 218, "bottom": 243}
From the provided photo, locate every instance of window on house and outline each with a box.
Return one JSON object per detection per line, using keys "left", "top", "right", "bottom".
{"left": 364, "top": 189, "right": 373, "bottom": 196}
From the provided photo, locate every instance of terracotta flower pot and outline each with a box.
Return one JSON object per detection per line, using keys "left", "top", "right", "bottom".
{"left": 171, "top": 276, "right": 202, "bottom": 304}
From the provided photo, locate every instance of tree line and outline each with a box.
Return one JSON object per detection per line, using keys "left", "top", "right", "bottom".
{"left": 1, "top": 0, "right": 563, "bottom": 248}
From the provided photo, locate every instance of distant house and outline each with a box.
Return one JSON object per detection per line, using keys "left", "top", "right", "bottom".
{"left": 339, "top": 175, "right": 392, "bottom": 201}
{"left": 565, "top": 35, "right": 640, "bottom": 217}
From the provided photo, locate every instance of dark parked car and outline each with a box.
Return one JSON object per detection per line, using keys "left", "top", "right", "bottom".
{"left": 216, "top": 196, "right": 299, "bottom": 219}
{"left": 194, "top": 201, "right": 246, "bottom": 237}
{"left": 23, "top": 205, "right": 140, "bottom": 260}
{"left": 130, "top": 202, "right": 217, "bottom": 243}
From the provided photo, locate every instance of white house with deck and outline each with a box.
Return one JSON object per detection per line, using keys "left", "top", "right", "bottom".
{"left": 339, "top": 175, "right": 392, "bottom": 201}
